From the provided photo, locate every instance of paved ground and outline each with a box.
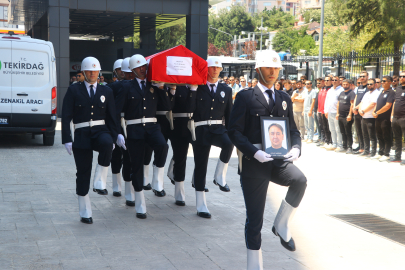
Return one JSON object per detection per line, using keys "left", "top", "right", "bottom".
{"left": 0, "top": 121, "right": 405, "bottom": 270}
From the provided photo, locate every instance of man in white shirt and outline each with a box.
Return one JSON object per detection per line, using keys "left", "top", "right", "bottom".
{"left": 359, "top": 79, "right": 380, "bottom": 157}
{"left": 324, "top": 75, "right": 344, "bottom": 151}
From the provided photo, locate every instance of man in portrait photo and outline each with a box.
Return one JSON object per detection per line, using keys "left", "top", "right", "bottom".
{"left": 265, "top": 123, "right": 288, "bottom": 156}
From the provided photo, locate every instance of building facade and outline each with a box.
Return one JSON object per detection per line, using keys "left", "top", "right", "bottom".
{"left": 7, "top": 0, "right": 209, "bottom": 116}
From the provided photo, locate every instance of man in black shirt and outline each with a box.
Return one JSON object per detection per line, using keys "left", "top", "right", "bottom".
{"left": 390, "top": 71, "right": 405, "bottom": 164}
{"left": 284, "top": 80, "right": 294, "bottom": 97}
{"left": 373, "top": 76, "right": 395, "bottom": 161}
{"left": 353, "top": 71, "right": 369, "bottom": 154}
{"left": 336, "top": 80, "right": 356, "bottom": 153}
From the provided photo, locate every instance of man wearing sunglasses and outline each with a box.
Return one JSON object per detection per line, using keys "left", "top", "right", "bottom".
{"left": 317, "top": 77, "right": 332, "bottom": 148}
{"left": 324, "top": 76, "right": 344, "bottom": 151}
{"left": 373, "top": 76, "right": 395, "bottom": 161}
{"left": 390, "top": 71, "right": 405, "bottom": 164}
{"left": 392, "top": 75, "right": 399, "bottom": 90}
{"left": 240, "top": 78, "right": 249, "bottom": 90}
{"left": 352, "top": 71, "right": 369, "bottom": 154}
{"left": 358, "top": 79, "right": 380, "bottom": 157}
{"left": 76, "top": 71, "right": 84, "bottom": 83}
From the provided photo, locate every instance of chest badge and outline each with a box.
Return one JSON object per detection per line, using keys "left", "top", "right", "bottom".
{"left": 384, "top": 94, "right": 387, "bottom": 98}
{"left": 220, "top": 91, "right": 225, "bottom": 98}
{"left": 100, "top": 95, "right": 105, "bottom": 103}
{"left": 282, "top": 101, "right": 287, "bottom": 110}
{"left": 150, "top": 87, "right": 154, "bottom": 94}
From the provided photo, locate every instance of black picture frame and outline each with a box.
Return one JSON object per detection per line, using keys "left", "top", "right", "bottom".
{"left": 260, "top": 116, "right": 291, "bottom": 159}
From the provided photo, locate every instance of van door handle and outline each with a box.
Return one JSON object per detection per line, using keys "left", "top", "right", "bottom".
{"left": 17, "top": 93, "right": 28, "bottom": 96}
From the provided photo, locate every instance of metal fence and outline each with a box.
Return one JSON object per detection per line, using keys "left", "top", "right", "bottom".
{"left": 281, "top": 49, "right": 405, "bottom": 82}
{"left": 222, "top": 49, "right": 405, "bottom": 83}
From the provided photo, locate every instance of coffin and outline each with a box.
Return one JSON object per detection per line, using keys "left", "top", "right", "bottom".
{"left": 146, "top": 45, "right": 207, "bottom": 85}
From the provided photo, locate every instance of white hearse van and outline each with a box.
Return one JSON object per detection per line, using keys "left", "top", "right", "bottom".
{"left": 0, "top": 32, "right": 57, "bottom": 145}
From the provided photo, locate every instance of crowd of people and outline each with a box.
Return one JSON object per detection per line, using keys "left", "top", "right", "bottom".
{"left": 216, "top": 71, "right": 405, "bottom": 165}
{"left": 286, "top": 72, "right": 404, "bottom": 164}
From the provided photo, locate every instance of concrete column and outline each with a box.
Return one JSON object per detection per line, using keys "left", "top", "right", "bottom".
{"left": 140, "top": 17, "right": 156, "bottom": 56}
{"left": 186, "top": 0, "right": 208, "bottom": 59}
{"left": 48, "top": 0, "right": 69, "bottom": 116}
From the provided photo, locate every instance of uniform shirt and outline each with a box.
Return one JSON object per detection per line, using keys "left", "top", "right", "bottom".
{"left": 393, "top": 86, "right": 405, "bottom": 118}
{"left": 324, "top": 85, "right": 343, "bottom": 114}
{"left": 375, "top": 89, "right": 395, "bottom": 119}
{"left": 355, "top": 84, "right": 368, "bottom": 106}
{"left": 338, "top": 90, "right": 356, "bottom": 117}
{"left": 317, "top": 86, "right": 331, "bottom": 114}
{"left": 360, "top": 89, "right": 380, "bottom": 119}
{"left": 292, "top": 88, "right": 307, "bottom": 112}
{"left": 257, "top": 82, "right": 275, "bottom": 103}
{"left": 303, "top": 89, "right": 317, "bottom": 113}
{"left": 84, "top": 81, "right": 97, "bottom": 97}
{"left": 206, "top": 81, "right": 219, "bottom": 93}
{"left": 135, "top": 77, "right": 147, "bottom": 90}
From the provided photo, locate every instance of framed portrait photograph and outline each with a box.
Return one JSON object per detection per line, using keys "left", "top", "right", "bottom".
{"left": 260, "top": 116, "right": 291, "bottom": 159}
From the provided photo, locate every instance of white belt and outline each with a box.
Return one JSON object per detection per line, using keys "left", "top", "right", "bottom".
{"left": 237, "top": 144, "right": 262, "bottom": 173}
{"left": 74, "top": 120, "right": 105, "bottom": 129}
{"left": 156, "top": 111, "right": 168, "bottom": 115}
{"left": 194, "top": 120, "right": 223, "bottom": 127}
{"left": 126, "top": 117, "right": 157, "bottom": 125}
{"left": 173, "top": 113, "right": 193, "bottom": 118}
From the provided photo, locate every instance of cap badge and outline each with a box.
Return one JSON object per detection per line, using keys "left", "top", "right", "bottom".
{"left": 92, "top": 64, "right": 96, "bottom": 68}
{"left": 215, "top": 61, "right": 218, "bottom": 64}
{"left": 282, "top": 101, "right": 287, "bottom": 110}
{"left": 273, "top": 57, "right": 278, "bottom": 63}
{"left": 137, "top": 60, "right": 140, "bottom": 63}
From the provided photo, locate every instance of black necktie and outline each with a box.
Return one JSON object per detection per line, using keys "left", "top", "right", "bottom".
{"left": 141, "top": 81, "right": 145, "bottom": 93}
{"left": 210, "top": 84, "right": 215, "bottom": 98}
{"left": 265, "top": 89, "right": 274, "bottom": 111}
{"left": 90, "top": 85, "right": 95, "bottom": 101}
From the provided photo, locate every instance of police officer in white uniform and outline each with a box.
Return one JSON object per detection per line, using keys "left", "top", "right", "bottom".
{"left": 228, "top": 51, "right": 307, "bottom": 269}
{"left": 62, "top": 57, "right": 118, "bottom": 224}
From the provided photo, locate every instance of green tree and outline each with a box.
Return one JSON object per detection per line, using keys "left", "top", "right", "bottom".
{"left": 156, "top": 23, "right": 186, "bottom": 50}
{"left": 272, "top": 27, "right": 315, "bottom": 55}
{"left": 208, "top": 5, "right": 255, "bottom": 50}
{"left": 253, "top": 6, "right": 296, "bottom": 31}
{"left": 335, "top": 0, "right": 405, "bottom": 74}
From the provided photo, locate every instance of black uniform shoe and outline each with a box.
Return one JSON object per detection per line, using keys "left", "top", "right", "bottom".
{"left": 368, "top": 153, "right": 376, "bottom": 158}
{"left": 175, "top": 201, "right": 186, "bottom": 206}
{"left": 272, "top": 226, "right": 296, "bottom": 252}
{"left": 171, "top": 180, "right": 175, "bottom": 185}
{"left": 113, "top": 191, "right": 121, "bottom": 197}
{"left": 359, "top": 151, "right": 370, "bottom": 156}
{"left": 197, "top": 212, "right": 211, "bottom": 218}
{"left": 153, "top": 189, "right": 166, "bottom": 197}
{"left": 353, "top": 150, "right": 363, "bottom": 155}
{"left": 346, "top": 148, "right": 353, "bottom": 154}
{"left": 136, "top": 213, "right": 147, "bottom": 219}
{"left": 389, "top": 158, "right": 402, "bottom": 163}
{"left": 126, "top": 200, "right": 135, "bottom": 206}
{"left": 80, "top": 217, "right": 93, "bottom": 224}
{"left": 213, "top": 180, "right": 230, "bottom": 192}
{"left": 143, "top": 183, "right": 152, "bottom": 190}
{"left": 93, "top": 188, "right": 108, "bottom": 195}
{"left": 353, "top": 146, "right": 360, "bottom": 152}
{"left": 192, "top": 184, "right": 209, "bottom": 192}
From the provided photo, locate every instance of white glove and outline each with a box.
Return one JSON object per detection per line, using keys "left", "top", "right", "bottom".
{"left": 284, "top": 148, "right": 300, "bottom": 162}
{"left": 152, "top": 82, "right": 164, "bottom": 88}
{"left": 187, "top": 84, "right": 198, "bottom": 91}
{"left": 65, "top": 142, "right": 72, "bottom": 155}
{"left": 116, "top": 134, "right": 126, "bottom": 150}
{"left": 253, "top": 150, "right": 273, "bottom": 163}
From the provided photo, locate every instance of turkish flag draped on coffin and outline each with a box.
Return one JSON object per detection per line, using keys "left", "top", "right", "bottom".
{"left": 145, "top": 45, "right": 207, "bottom": 85}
